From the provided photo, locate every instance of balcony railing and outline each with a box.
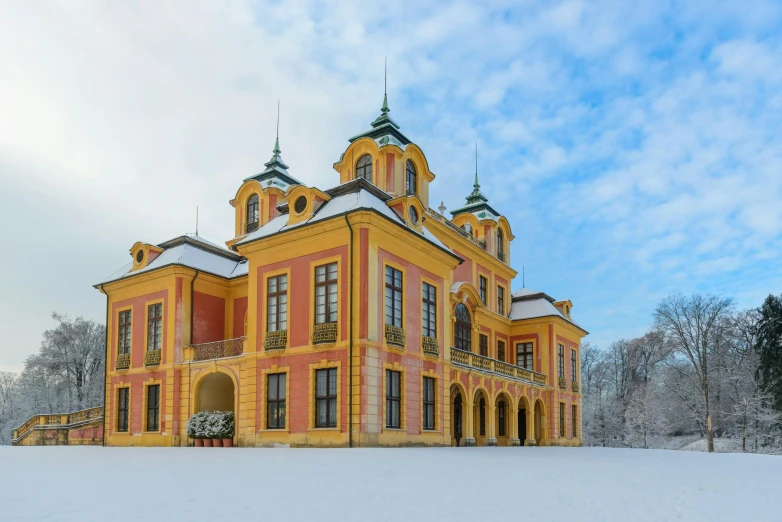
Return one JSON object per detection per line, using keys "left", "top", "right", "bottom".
{"left": 116, "top": 353, "right": 130, "bottom": 370}
{"left": 264, "top": 330, "right": 287, "bottom": 351}
{"left": 425, "top": 209, "right": 486, "bottom": 250}
{"left": 145, "top": 350, "right": 161, "bottom": 366}
{"left": 385, "top": 324, "right": 405, "bottom": 348}
{"left": 422, "top": 336, "right": 439, "bottom": 357}
{"left": 312, "top": 322, "right": 337, "bottom": 344}
{"left": 190, "top": 337, "right": 245, "bottom": 362}
{"left": 450, "top": 347, "right": 548, "bottom": 387}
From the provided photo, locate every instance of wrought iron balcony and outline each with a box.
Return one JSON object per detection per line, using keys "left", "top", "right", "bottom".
{"left": 422, "top": 336, "right": 439, "bottom": 357}
{"left": 312, "top": 322, "right": 337, "bottom": 344}
{"left": 245, "top": 221, "right": 260, "bottom": 234}
{"left": 116, "top": 353, "right": 130, "bottom": 370}
{"left": 450, "top": 347, "right": 548, "bottom": 387}
{"left": 264, "top": 330, "right": 287, "bottom": 351}
{"left": 385, "top": 324, "right": 405, "bottom": 348}
{"left": 145, "top": 350, "right": 161, "bottom": 366}
{"left": 189, "top": 337, "right": 245, "bottom": 362}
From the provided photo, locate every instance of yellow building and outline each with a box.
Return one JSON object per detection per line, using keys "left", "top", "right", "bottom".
{"left": 95, "top": 91, "right": 587, "bottom": 448}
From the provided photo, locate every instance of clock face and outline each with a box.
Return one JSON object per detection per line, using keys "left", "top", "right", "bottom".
{"left": 408, "top": 205, "right": 419, "bottom": 224}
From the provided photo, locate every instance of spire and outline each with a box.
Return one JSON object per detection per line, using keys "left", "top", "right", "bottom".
{"left": 264, "top": 100, "right": 288, "bottom": 171}
{"left": 381, "top": 57, "right": 389, "bottom": 115}
{"left": 371, "top": 58, "right": 397, "bottom": 129}
{"left": 465, "top": 142, "right": 488, "bottom": 205}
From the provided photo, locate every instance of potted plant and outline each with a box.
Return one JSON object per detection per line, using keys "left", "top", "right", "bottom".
{"left": 205, "top": 412, "right": 222, "bottom": 447}
{"left": 186, "top": 412, "right": 205, "bottom": 447}
{"left": 220, "top": 411, "right": 235, "bottom": 448}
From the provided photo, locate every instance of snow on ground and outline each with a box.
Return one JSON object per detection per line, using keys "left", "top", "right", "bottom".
{"left": 1, "top": 446, "right": 780, "bottom": 522}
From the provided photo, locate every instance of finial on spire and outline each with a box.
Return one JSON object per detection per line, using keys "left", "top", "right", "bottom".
{"left": 273, "top": 100, "right": 281, "bottom": 155}
{"left": 474, "top": 142, "right": 479, "bottom": 188}
{"left": 381, "top": 57, "right": 389, "bottom": 115}
{"left": 464, "top": 141, "right": 488, "bottom": 205}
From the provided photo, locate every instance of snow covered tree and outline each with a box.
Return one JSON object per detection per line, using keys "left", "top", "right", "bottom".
{"left": 754, "top": 294, "right": 782, "bottom": 415}
{"left": 655, "top": 294, "right": 734, "bottom": 452}
{"left": 624, "top": 383, "right": 668, "bottom": 449}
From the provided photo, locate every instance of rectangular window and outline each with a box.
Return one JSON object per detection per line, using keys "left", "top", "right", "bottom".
{"left": 422, "top": 377, "right": 435, "bottom": 430}
{"left": 559, "top": 402, "right": 565, "bottom": 437}
{"left": 558, "top": 344, "right": 565, "bottom": 378}
{"left": 497, "top": 286, "right": 505, "bottom": 316}
{"left": 479, "top": 334, "right": 488, "bottom": 357}
{"left": 315, "top": 368, "right": 337, "bottom": 428}
{"left": 117, "top": 388, "right": 129, "bottom": 433}
{"left": 267, "top": 373, "right": 286, "bottom": 429}
{"left": 267, "top": 274, "right": 288, "bottom": 332}
{"left": 479, "top": 276, "right": 487, "bottom": 305}
{"left": 517, "top": 342, "right": 533, "bottom": 369}
{"left": 314, "top": 263, "right": 338, "bottom": 325}
{"left": 385, "top": 370, "right": 401, "bottom": 429}
{"left": 422, "top": 282, "right": 437, "bottom": 338}
{"left": 497, "top": 340, "right": 506, "bottom": 362}
{"left": 571, "top": 349, "right": 577, "bottom": 382}
{"left": 118, "top": 310, "right": 132, "bottom": 355}
{"left": 384, "top": 266, "right": 403, "bottom": 328}
{"left": 147, "top": 303, "right": 162, "bottom": 351}
{"left": 146, "top": 385, "right": 160, "bottom": 432}
{"left": 572, "top": 405, "right": 578, "bottom": 438}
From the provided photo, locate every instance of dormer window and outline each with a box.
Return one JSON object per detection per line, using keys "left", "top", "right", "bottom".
{"left": 246, "top": 194, "right": 259, "bottom": 233}
{"left": 497, "top": 229, "right": 505, "bottom": 262}
{"left": 406, "top": 160, "right": 417, "bottom": 195}
{"left": 356, "top": 154, "right": 373, "bottom": 183}
{"left": 408, "top": 205, "right": 419, "bottom": 225}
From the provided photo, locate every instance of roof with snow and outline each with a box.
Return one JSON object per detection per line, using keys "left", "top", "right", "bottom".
{"left": 508, "top": 288, "right": 586, "bottom": 332}
{"left": 235, "top": 178, "right": 459, "bottom": 261}
{"left": 96, "top": 234, "right": 248, "bottom": 286}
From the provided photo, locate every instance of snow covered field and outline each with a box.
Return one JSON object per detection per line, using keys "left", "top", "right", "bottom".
{"left": 2, "top": 446, "right": 780, "bottom": 522}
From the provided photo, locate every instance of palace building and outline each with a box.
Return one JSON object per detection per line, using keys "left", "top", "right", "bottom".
{"left": 95, "top": 92, "right": 587, "bottom": 448}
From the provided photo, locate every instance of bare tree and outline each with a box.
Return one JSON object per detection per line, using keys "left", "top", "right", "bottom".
{"left": 655, "top": 293, "right": 734, "bottom": 452}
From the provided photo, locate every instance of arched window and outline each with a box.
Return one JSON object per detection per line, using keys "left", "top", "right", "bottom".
{"left": 246, "top": 194, "right": 259, "bottom": 233}
{"left": 405, "top": 160, "right": 417, "bottom": 195}
{"left": 497, "top": 229, "right": 505, "bottom": 262}
{"left": 454, "top": 303, "right": 472, "bottom": 352}
{"left": 356, "top": 154, "right": 373, "bottom": 183}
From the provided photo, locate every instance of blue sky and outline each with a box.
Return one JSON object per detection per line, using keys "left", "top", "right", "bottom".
{"left": 1, "top": 0, "right": 781, "bottom": 370}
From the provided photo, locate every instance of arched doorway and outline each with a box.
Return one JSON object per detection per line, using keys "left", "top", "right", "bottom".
{"left": 518, "top": 396, "right": 530, "bottom": 446}
{"left": 473, "top": 389, "right": 489, "bottom": 446}
{"left": 496, "top": 393, "right": 511, "bottom": 446}
{"left": 450, "top": 385, "right": 464, "bottom": 447}
{"left": 196, "top": 372, "right": 236, "bottom": 414}
{"left": 534, "top": 399, "right": 546, "bottom": 445}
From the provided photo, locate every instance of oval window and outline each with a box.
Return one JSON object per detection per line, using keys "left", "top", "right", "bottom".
{"left": 135, "top": 249, "right": 144, "bottom": 264}
{"left": 294, "top": 195, "right": 308, "bottom": 214}
{"left": 408, "top": 206, "right": 419, "bottom": 224}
